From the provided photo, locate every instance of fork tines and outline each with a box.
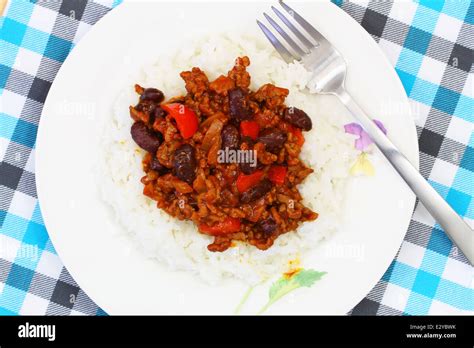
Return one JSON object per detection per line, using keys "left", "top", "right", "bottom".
{"left": 257, "top": 1, "right": 329, "bottom": 63}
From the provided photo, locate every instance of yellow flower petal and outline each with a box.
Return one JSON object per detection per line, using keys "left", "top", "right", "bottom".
{"left": 350, "top": 153, "right": 375, "bottom": 176}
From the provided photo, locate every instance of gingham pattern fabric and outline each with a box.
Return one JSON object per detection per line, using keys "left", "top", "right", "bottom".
{"left": 0, "top": 0, "right": 119, "bottom": 315}
{"left": 0, "top": 0, "right": 472, "bottom": 316}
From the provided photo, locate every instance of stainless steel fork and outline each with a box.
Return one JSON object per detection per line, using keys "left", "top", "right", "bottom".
{"left": 258, "top": 1, "right": 473, "bottom": 264}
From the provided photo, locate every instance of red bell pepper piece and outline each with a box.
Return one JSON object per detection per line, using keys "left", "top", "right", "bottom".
{"left": 268, "top": 166, "right": 287, "bottom": 185}
{"left": 240, "top": 121, "right": 260, "bottom": 140}
{"left": 236, "top": 170, "right": 264, "bottom": 193}
{"left": 162, "top": 103, "right": 198, "bottom": 139}
{"left": 198, "top": 217, "right": 241, "bottom": 236}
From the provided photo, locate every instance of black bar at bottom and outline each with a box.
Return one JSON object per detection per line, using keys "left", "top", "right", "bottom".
{"left": 0, "top": 315, "right": 472, "bottom": 346}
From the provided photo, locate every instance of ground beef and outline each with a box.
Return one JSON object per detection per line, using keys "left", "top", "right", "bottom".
{"left": 128, "top": 56, "right": 318, "bottom": 252}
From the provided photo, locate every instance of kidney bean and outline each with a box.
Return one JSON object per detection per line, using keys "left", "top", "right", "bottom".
{"left": 150, "top": 156, "right": 169, "bottom": 175}
{"left": 140, "top": 88, "right": 165, "bottom": 103}
{"left": 149, "top": 105, "right": 166, "bottom": 125}
{"left": 228, "top": 88, "right": 253, "bottom": 121}
{"left": 283, "top": 107, "right": 312, "bottom": 131}
{"left": 172, "top": 144, "right": 197, "bottom": 185}
{"left": 238, "top": 135, "right": 257, "bottom": 174}
{"left": 131, "top": 121, "right": 162, "bottom": 153}
{"left": 221, "top": 124, "right": 240, "bottom": 150}
{"left": 240, "top": 179, "right": 271, "bottom": 203}
{"left": 259, "top": 217, "right": 277, "bottom": 235}
{"left": 239, "top": 162, "right": 257, "bottom": 175}
{"left": 258, "top": 128, "right": 287, "bottom": 153}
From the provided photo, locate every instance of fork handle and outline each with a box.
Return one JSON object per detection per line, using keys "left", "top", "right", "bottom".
{"left": 335, "top": 87, "right": 473, "bottom": 265}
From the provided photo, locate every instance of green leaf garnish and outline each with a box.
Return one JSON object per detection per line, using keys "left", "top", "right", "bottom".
{"left": 292, "top": 269, "right": 327, "bottom": 287}
{"left": 258, "top": 269, "right": 327, "bottom": 314}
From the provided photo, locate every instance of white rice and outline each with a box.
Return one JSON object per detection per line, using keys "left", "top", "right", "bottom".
{"left": 99, "top": 33, "right": 358, "bottom": 285}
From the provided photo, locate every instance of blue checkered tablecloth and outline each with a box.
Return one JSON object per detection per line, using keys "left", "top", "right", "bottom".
{"left": 0, "top": 0, "right": 472, "bottom": 315}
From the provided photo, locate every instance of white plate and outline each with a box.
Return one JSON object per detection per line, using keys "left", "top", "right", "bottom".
{"left": 36, "top": 0, "right": 418, "bottom": 314}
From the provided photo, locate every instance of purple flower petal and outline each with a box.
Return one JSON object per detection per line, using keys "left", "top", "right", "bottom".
{"left": 374, "top": 119, "right": 387, "bottom": 135}
{"left": 355, "top": 132, "right": 372, "bottom": 150}
{"left": 344, "top": 123, "right": 362, "bottom": 135}
{"left": 344, "top": 120, "right": 387, "bottom": 151}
